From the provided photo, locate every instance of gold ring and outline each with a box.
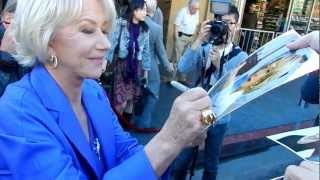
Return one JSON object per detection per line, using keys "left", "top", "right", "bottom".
{"left": 200, "top": 109, "right": 215, "bottom": 126}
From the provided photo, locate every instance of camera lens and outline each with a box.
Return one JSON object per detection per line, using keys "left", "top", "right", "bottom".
{"left": 208, "top": 20, "right": 229, "bottom": 45}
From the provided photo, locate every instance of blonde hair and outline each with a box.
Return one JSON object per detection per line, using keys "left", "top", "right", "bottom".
{"left": 13, "top": 0, "right": 116, "bottom": 67}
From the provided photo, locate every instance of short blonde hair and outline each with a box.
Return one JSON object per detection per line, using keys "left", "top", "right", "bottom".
{"left": 13, "top": 0, "right": 116, "bottom": 67}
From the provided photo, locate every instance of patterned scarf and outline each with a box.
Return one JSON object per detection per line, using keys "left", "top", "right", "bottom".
{"left": 124, "top": 22, "right": 140, "bottom": 83}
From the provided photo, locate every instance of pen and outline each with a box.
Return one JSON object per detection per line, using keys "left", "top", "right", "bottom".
{"left": 171, "top": 80, "right": 217, "bottom": 128}
{"left": 170, "top": 81, "right": 190, "bottom": 92}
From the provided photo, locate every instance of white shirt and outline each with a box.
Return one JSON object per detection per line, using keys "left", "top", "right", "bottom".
{"left": 206, "top": 43, "right": 234, "bottom": 86}
{"left": 175, "top": 7, "right": 199, "bottom": 35}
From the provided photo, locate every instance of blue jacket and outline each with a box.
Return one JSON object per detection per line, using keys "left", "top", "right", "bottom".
{"left": 144, "top": 16, "right": 171, "bottom": 97}
{"left": 0, "top": 65, "right": 159, "bottom": 179}
{"left": 106, "top": 18, "right": 151, "bottom": 71}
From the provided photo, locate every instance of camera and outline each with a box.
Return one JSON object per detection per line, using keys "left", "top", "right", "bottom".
{"left": 208, "top": 20, "right": 229, "bottom": 45}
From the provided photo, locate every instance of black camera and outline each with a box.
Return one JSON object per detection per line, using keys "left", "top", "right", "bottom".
{"left": 208, "top": 20, "right": 229, "bottom": 45}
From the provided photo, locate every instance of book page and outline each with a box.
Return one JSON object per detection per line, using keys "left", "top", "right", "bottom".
{"left": 208, "top": 30, "right": 319, "bottom": 119}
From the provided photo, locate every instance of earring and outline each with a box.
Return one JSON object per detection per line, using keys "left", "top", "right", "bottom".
{"left": 50, "top": 55, "right": 59, "bottom": 68}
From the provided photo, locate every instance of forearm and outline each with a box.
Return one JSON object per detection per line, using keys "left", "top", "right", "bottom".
{"left": 156, "top": 38, "right": 170, "bottom": 68}
{"left": 191, "top": 38, "right": 202, "bottom": 50}
{"left": 144, "top": 130, "right": 183, "bottom": 176}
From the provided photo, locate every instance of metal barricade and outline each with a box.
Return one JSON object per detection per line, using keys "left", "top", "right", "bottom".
{"left": 237, "top": 28, "right": 276, "bottom": 54}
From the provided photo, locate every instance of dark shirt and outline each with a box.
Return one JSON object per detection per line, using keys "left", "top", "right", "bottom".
{"left": 242, "top": 13, "right": 257, "bottom": 29}
{"left": 301, "top": 71, "right": 319, "bottom": 104}
{"left": 0, "top": 50, "right": 29, "bottom": 96}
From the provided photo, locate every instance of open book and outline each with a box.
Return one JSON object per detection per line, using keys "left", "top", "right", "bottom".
{"left": 209, "top": 30, "right": 319, "bottom": 120}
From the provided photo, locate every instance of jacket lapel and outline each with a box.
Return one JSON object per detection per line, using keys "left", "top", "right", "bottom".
{"left": 81, "top": 83, "right": 116, "bottom": 169}
{"left": 29, "top": 65, "right": 102, "bottom": 178}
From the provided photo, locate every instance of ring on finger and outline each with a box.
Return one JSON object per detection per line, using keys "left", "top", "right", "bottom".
{"left": 200, "top": 108, "right": 215, "bottom": 126}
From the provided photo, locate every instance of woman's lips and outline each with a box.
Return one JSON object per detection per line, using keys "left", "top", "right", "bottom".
{"left": 88, "top": 57, "right": 104, "bottom": 65}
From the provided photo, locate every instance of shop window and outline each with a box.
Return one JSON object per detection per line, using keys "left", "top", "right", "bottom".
{"left": 308, "top": 0, "right": 319, "bottom": 32}
{"left": 287, "top": 0, "right": 316, "bottom": 34}
{"left": 242, "top": 0, "right": 291, "bottom": 32}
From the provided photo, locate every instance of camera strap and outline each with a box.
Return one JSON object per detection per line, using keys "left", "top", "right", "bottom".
{"left": 198, "top": 47, "right": 207, "bottom": 88}
{"left": 218, "top": 44, "right": 242, "bottom": 78}
{"left": 218, "top": 50, "right": 226, "bottom": 78}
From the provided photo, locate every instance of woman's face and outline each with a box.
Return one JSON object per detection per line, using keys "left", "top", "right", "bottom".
{"left": 221, "top": 14, "right": 239, "bottom": 43}
{"left": 133, "top": 4, "right": 147, "bottom": 21}
{"left": 49, "top": 0, "right": 111, "bottom": 79}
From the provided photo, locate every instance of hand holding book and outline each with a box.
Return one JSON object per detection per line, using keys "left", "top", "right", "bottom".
{"left": 287, "top": 31, "right": 320, "bottom": 53}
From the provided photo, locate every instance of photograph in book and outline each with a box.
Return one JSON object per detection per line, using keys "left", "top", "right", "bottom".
{"left": 208, "top": 30, "right": 319, "bottom": 119}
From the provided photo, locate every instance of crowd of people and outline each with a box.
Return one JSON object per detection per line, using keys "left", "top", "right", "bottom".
{"left": 0, "top": 0, "right": 318, "bottom": 179}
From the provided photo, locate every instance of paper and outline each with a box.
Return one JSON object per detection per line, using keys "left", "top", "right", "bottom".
{"left": 208, "top": 30, "right": 319, "bottom": 119}
{"left": 267, "top": 126, "right": 319, "bottom": 160}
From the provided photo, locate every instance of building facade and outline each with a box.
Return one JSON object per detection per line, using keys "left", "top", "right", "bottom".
{"left": 159, "top": 0, "right": 319, "bottom": 55}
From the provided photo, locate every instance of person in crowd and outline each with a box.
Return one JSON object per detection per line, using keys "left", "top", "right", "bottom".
{"left": 174, "top": 5, "right": 248, "bottom": 180}
{"left": 239, "top": 2, "right": 257, "bottom": 52}
{"left": 173, "top": 0, "right": 200, "bottom": 83}
{"left": 284, "top": 160, "right": 319, "bottom": 180}
{"left": 0, "top": 0, "right": 15, "bottom": 42}
{"left": 0, "top": 0, "right": 28, "bottom": 96}
{"left": 0, "top": 0, "right": 214, "bottom": 179}
{"left": 149, "top": 0, "right": 164, "bottom": 27}
{"left": 287, "top": 31, "right": 319, "bottom": 53}
{"left": 133, "top": 0, "right": 173, "bottom": 128}
{"left": 0, "top": 25, "right": 22, "bottom": 96}
{"left": 288, "top": 31, "right": 319, "bottom": 105}
{"left": 241, "top": 3, "right": 257, "bottom": 29}
{"left": 106, "top": 0, "right": 151, "bottom": 115}
{"left": 283, "top": 31, "right": 319, "bottom": 180}
{"left": 115, "top": 0, "right": 130, "bottom": 18}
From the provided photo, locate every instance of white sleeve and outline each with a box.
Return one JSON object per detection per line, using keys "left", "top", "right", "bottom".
{"left": 174, "top": 8, "right": 184, "bottom": 26}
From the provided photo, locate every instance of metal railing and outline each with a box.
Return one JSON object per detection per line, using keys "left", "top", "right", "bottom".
{"left": 237, "top": 28, "right": 277, "bottom": 54}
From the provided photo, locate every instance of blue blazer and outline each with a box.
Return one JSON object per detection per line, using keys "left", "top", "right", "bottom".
{"left": 0, "top": 65, "right": 158, "bottom": 179}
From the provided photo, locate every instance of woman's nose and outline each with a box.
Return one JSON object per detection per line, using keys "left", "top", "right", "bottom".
{"left": 96, "top": 32, "right": 111, "bottom": 51}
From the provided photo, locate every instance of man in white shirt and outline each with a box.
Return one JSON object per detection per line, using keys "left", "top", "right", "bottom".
{"left": 173, "top": 0, "right": 200, "bottom": 82}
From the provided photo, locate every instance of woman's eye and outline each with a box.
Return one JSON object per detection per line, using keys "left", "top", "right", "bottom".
{"left": 81, "top": 29, "right": 95, "bottom": 34}
{"left": 102, "top": 30, "right": 109, "bottom": 35}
